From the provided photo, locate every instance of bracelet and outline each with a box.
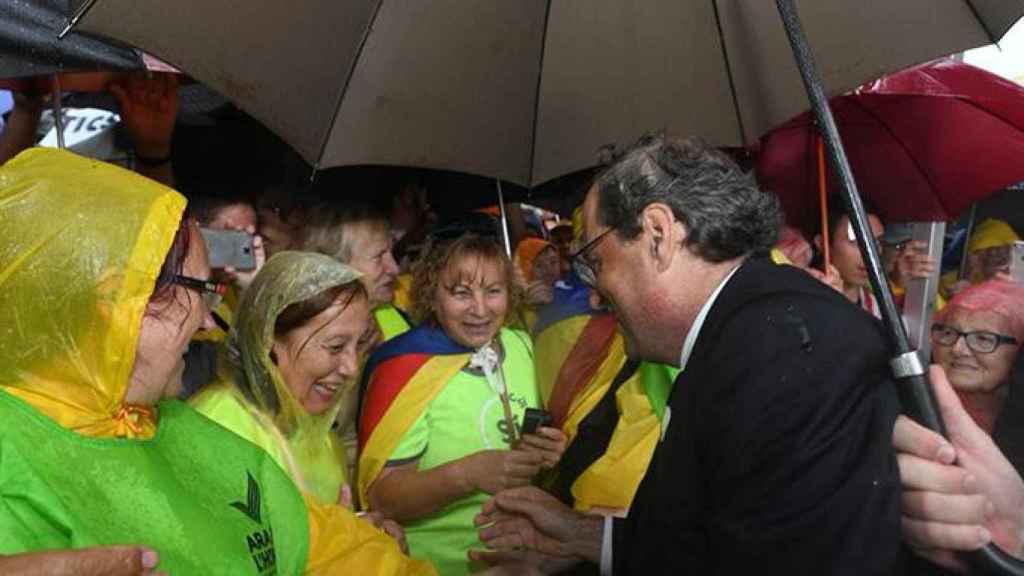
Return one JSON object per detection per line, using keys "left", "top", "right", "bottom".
{"left": 134, "top": 151, "right": 172, "bottom": 167}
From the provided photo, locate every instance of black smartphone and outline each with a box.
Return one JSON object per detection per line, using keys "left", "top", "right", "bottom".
{"left": 521, "top": 408, "right": 553, "bottom": 436}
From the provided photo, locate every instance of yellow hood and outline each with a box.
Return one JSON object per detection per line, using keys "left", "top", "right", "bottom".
{"left": 0, "top": 149, "right": 185, "bottom": 437}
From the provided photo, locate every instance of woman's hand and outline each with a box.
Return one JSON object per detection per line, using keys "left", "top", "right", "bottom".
{"left": 461, "top": 449, "right": 544, "bottom": 495}
{"left": 358, "top": 511, "right": 409, "bottom": 554}
{"left": 221, "top": 226, "right": 266, "bottom": 291}
{"left": 895, "top": 365, "right": 1024, "bottom": 571}
{"left": 0, "top": 546, "right": 163, "bottom": 576}
{"left": 516, "top": 426, "right": 567, "bottom": 470}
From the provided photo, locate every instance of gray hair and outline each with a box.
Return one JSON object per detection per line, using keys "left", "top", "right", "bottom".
{"left": 299, "top": 201, "right": 389, "bottom": 264}
{"left": 595, "top": 134, "right": 781, "bottom": 263}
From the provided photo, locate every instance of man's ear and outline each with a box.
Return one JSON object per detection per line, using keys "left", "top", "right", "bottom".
{"left": 640, "top": 203, "right": 685, "bottom": 272}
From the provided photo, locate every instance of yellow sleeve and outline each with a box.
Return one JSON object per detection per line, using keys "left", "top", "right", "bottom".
{"left": 303, "top": 496, "right": 437, "bottom": 576}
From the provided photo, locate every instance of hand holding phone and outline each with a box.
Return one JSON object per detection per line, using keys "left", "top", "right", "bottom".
{"left": 520, "top": 408, "right": 553, "bottom": 436}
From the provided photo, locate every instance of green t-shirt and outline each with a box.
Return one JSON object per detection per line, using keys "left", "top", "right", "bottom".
{"left": 0, "top": 391, "right": 309, "bottom": 575}
{"left": 390, "top": 329, "right": 538, "bottom": 575}
{"left": 191, "top": 383, "right": 349, "bottom": 506}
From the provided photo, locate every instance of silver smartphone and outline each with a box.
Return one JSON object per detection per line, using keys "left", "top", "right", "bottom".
{"left": 199, "top": 228, "right": 256, "bottom": 271}
{"left": 1011, "top": 241, "right": 1024, "bottom": 284}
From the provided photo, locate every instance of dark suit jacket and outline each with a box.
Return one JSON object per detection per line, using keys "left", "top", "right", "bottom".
{"left": 611, "top": 258, "right": 903, "bottom": 575}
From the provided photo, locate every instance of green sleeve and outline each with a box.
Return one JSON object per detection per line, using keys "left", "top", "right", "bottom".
{"left": 388, "top": 409, "right": 429, "bottom": 463}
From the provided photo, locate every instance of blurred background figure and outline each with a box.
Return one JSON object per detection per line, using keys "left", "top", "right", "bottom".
{"left": 943, "top": 218, "right": 1021, "bottom": 298}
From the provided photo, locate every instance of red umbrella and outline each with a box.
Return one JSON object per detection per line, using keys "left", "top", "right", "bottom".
{"left": 757, "top": 60, "right": 1024, "bottom": 234}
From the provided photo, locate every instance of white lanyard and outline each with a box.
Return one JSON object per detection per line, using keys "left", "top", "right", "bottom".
{"left": 469, "top": 341, "right": 518, "bottom": 444}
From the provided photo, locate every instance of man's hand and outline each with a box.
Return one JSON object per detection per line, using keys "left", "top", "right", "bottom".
{"left": 895, "top": 365, "right": 1024, "bottom": 571}
{"left": 474, "top": 486, "right": 603, "bottom": 564}
{"left": 0, "top": 546, "right": 163, "bottom": 576}
{"left": 894, "top": 240, "right": 938, "bottom": 286}
{"left": 109, "top": 73, "right": 178, "bottom": 159}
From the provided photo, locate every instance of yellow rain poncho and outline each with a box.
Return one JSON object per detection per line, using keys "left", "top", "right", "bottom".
{"left": 192, "top": 251, "right": 361, "bottom": 505}
{"left": 0, "top": 148, "right": 182, "bottom": 438}
{"left": 0, "top": 149, "right": 434, "bottom": 575}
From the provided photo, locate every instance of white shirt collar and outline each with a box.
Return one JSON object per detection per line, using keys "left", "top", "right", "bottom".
{"left": 677, "top": 264, "right": 742, "bottom": 371}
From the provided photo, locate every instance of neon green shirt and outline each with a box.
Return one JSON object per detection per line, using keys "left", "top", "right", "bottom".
{"left": 0, "top": 390, "right": 309, "bottom": 575}
{"left": 191, "top": 383, "right": 348, "bottom": 506}
{"left": 390, "top": 329, "right": 538, "bottom": 575}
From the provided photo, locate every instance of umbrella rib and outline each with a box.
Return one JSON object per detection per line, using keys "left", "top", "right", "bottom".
{"left": 847, "top": 97, "right": 947, "bottom": 215}
{"left": 962, "top": 0, "right": 998, "bottom": 44}
{"left": 312, "top": 0, "right": 387, "bottom": 173}
{"left": 526, "top": 0, "right": 554, "bottom": 187}
{"left": 710, "top": 0, "right": 747, "bottom": 143}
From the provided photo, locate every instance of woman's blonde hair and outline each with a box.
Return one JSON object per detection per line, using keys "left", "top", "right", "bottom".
{"left": 411, "top": 234, "right": 523, "bottom": 326}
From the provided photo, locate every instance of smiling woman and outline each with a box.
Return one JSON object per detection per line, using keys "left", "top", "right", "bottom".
{"left": 358, "top": 234, "right": 566, "bottom": 575}
{"left": 190, "top": 251, "right": 374, "bottom": 506}
{"left": 932, "top": 279, "right": 1024, "bottom": 436}
{"left": 0, "top": 149, "right": 433, "bottom": 575}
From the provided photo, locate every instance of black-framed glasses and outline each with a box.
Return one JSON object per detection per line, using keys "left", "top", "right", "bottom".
{"left": 171, "top": 274, "right": 227, "bottom": 311}
{"left": 570, "top": 227, "right": 616, "bottom": 287}
{"left": 930, "top": 323, "right": 1019, "bottom": 354}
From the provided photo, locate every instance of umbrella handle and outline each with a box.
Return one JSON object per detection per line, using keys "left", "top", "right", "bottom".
{"left": 817, "top": 136, "right": 830, "bottom": 270}
{"left": 776, "top": 1, "right": 1024, "bottom": 574}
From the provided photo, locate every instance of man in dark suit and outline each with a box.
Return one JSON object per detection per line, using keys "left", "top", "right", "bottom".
{"left": 472, "top": 135, "right": 902, "bottom": 574}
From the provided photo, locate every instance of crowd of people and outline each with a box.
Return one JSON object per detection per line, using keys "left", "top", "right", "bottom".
{"left": 1, "top": 73, "right": 1023, "bottom": 575}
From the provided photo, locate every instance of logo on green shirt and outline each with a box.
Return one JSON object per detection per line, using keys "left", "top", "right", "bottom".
{"left": 230, "top": 472, "right": 263, "bottom": 524}
{"left": 231, "top": 471, "right": 278, "bottom": 575}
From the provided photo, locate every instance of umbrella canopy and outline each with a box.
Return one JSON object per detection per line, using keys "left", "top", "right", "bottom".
{"left": 757, "top": 60, "right": 1024, "bottom": 231}
{"left": 0, "top": 0, "right": 141, "bottom": 79}
{"left": 72, "top": 0, "right": 1024, "bottom": 187}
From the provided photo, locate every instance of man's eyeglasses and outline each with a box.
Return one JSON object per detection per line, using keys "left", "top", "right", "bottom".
{"left": 171, "top": 274, "right": 227, "bottom": 311}
{"left": 570, "top": 227, "right": 616, "bottom": 287}
{"left": 930, "top": 323, "right": 1018, "bottom": 354}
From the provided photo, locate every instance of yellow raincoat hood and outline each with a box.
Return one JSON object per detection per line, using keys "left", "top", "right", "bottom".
{"left": 0, "top": 149, "right": 185, "bottom": 438}
{"left": 217, "top": 251, "right": 363, "bottom": 493}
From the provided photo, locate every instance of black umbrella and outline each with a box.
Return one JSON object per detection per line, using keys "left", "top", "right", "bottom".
{"left": 0, "top": 0, "right": 141, "bottom": 79}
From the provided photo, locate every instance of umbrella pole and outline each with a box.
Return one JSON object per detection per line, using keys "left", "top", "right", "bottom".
{"left": 959, "top": 204, "right": 978, "bottom": 280}
{"left": 776, "top": 1, "right": 1024, "bottom": 573}
{"left": 51, "top": 75, "right": 65, "bottom": 149}
{"left": 816, "top": 136, "right": 830, "bottom": 270}
{"left": 496, "top": 179, "right": 513, "bottom": 258}
{"left": 59, "top": 0, "right": 100, "bottom": 38}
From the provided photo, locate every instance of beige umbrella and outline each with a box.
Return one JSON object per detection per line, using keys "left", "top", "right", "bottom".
{"left": 67, "top": 1, "right": 1022, "bottom": 187}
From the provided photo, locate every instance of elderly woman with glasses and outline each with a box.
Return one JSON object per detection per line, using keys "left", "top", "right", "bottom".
{"left": 931, "top": 279, "right": 1024, "bottom": 436}
{"left": 894, "top": 282, "right": 1024, "bottom": 571}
